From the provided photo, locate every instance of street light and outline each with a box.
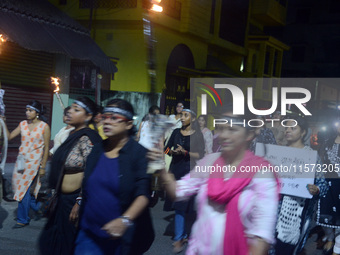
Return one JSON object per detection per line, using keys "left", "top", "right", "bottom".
{"left": 143, "top": 0, "right": 163, "bottom": 13}
{"left": 150, "top": 0, "right": 163, "bottom": 12}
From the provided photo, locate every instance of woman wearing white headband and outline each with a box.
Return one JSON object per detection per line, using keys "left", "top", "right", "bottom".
{"left": 74, "top": 98, "right": 154, "bottom": 255}
{"left": 39, "top": 96, "right": 102, "bottom": 255}
{"left": 1, "top": 100, "right": 50, "bottom": 228}
{"left": 163, "top": 108, "right": 205, "bottom": 253}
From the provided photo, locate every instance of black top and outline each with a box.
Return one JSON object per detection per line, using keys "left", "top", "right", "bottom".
{"left": 48, "top": 127, "right": 102, "bottom": 189}
{"left": 165, "top": 128, "right": 205, "bottom": 180}
{"left": 81, "top": 137, "right": 155, "bottom": 255}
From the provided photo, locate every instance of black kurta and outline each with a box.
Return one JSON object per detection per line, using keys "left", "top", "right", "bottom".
{"left": 164, "top": 128, "right": 204, "bottom": 212}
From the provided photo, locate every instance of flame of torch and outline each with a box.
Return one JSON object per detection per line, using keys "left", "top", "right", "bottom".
{"left": 0, "top": 34, "right": 7, "bottom": 54}
{"left": 51, "top": 77, "right": 65, "bottom": 110}
{"left": 0, "top": 34, "right": 6, "bottom": 43}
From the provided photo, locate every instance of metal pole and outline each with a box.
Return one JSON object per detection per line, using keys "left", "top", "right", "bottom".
{"left": 143, "top": 11, "right": 158, "bottom": 105}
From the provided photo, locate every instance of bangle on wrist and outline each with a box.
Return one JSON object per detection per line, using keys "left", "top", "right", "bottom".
{"left": 76, "top": 197, "right": 82, "bottom": 206}
{"left": 120, "top": 216, "right": 134, "bottom": 227}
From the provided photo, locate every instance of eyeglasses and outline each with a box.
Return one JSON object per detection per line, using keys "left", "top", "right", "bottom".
{"left": 101, "top": 114, "right": 129, "bottom": 123}
{"left": 176, "top": 105, "right": 184, "bottom": 108}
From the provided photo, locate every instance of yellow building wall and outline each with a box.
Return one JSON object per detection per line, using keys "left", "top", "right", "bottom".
{"left": 94, "top": 28, "right": 149, "bottom": 92}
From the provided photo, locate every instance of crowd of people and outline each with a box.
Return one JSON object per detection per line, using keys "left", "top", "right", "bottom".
{"left": 0, "top": 98, "right": 339, "bottom": 255}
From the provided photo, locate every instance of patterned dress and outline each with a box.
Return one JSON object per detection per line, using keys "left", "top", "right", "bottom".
{"left": 12, "top": 120, "right": 47, "bottom": 201}
{"left": 317, "top": 143, "right": 340, "bottom": 228}
{"left": 273, "top": 146, "right": 328, "bottom": 255}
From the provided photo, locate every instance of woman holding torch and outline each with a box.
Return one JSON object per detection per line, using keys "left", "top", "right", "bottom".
{"left": 1, "top": 100, "right": 50, "bottom": 228}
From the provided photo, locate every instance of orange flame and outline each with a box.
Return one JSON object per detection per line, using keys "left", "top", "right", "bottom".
{"left": 0, "top": 34, "right": 7, "bottom": 43}
{"left": 51, "top": 77, "right": 60, "bottom": 93}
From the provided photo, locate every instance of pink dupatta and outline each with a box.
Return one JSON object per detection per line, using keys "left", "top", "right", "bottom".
{"left": 207, "top": 150, "right": 277, "bottom": 255}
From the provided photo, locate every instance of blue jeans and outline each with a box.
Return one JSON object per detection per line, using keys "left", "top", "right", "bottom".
{"left": 17, "top": 185, "right": 41, "bottom": 224}
{"left": 75, "top": 229, "right": 121, "bottom": 255}
{"left": 174, "top": 210, "right": 187, "bottom": 241}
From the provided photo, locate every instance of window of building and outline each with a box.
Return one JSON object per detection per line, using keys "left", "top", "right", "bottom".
{"left": 219, "top": 0, "right": 249, "bottom": 47}
{"left": 70, "top": 60, "right": 98, "bottom": 89}
{"left": 291, "top": 46, "right": 306, "bottom": 63}
{"left": 79, "top": 0, "right": 137, "bottom": 9}
{"left": 296, "top": 8, "right": 311, "bottom": 23}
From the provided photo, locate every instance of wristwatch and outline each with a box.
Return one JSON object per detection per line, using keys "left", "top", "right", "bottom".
{"left": 120, "top": 216, "right": 134, "bottom": 227}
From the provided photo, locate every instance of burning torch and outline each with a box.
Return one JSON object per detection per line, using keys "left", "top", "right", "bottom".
{"left": 51, "top": 77, "right": 65, "bottom": 110}
{"left": 0, "top": 34, "right": 8, "bottom": 54}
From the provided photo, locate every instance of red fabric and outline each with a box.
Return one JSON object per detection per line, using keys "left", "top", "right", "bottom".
{"left": 207, "top": 150, "right": 273, "bottom": 255}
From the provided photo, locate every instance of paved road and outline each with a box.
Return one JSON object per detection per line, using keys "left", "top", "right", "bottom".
{"left": 0, "top": 163, "right": 324, "bottom": 255}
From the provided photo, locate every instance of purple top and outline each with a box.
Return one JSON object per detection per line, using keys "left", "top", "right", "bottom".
{"left": 80, "top": 153, "right": 121, "bottom": 238}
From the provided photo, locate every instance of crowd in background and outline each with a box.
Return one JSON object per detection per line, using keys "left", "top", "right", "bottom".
{"left": 0, "top": 98, "right": 339, "bottom": 255}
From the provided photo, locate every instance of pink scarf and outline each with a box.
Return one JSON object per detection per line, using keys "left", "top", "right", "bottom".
{"left": 207, "top": 150, "right": 277, "bottom": 255}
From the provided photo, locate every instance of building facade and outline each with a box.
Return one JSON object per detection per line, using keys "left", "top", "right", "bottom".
{"left": 51, "top": 0, "right": 289, "bottom": 117}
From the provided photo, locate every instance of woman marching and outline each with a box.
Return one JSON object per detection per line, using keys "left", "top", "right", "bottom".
{"left": 164, "top": 108, "right": 205, "bottom": 253}
{"left": 273, "top": 117, "right": 328, "bottom": 255}
{"left": 1, "top": 100, "right": 50, "bottom": 228}
{"left": 74, "top": 98, "right": 154, "bottom": 255}
{"left": 317, "top": 120, "right": 340, "bottom": 255}
{"left": 39, "top": 96, "right": 102, "bottom": 255}
{"left": 148, "top": 105, "right": 279, "bottom": 255}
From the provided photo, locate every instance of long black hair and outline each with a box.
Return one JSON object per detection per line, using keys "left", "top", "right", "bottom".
{"left": 27, "top": 100, "right": 47, "bottom": 123}
{"left": 106, "top": 98, "right": 136, "bottom": 136}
